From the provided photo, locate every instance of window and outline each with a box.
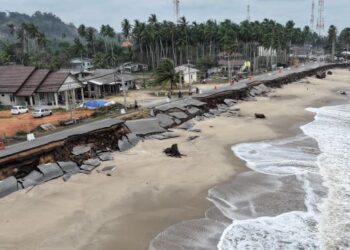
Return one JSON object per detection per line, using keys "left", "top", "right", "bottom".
{"left": 10, "top": 95, "right": 15, "bottom": 102}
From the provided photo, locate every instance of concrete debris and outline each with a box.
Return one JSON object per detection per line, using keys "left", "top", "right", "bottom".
{"left": 178, "top": 120, "right": 195, "bottom": 130}
{"left": 156, "top": 113, "right": 175, "bottom": 128}
{"left": 203, "top": 113, "right": 214, "bottom": 118}
{"left": 187, "top": 135, "right": 199, "bottom": 141}
{"left": 209, "top": 109, "right": 221, "bottom": 116}
{"left": 189, "top": 128, "right": 202, "bottom": 133}
{"left": 339, "top": 90, "right": 347, "bottom": 95}
{"left": 169, "top": 111, "right": 188, "bottom": 120}
{"left": 118, "top": 136, "right": 134, "bottom": 152}
{"left": 148, "top": 132, "right": 180, "bottom": 140}
{"left": 224, "top": 99, "right": 236, "bottom": 106}
{"left": 72, "top": 145, "right": 91, "bottom": 156}
{"left": 126, "top": 133, "right": 141, "bottom": 146}
{"left": 98, "top": 152, "right": 114, "bottom": 161}
{"left": 62, "top": 173, "right": 72, "bottom": 182}
{"left": 195, "top": 116, "right": 205, "bottom": 121}
{"left": 187, "top": 107, "right": 200, "bottom": 115}
{"left": 0, "top": 176, "right": 18, "bottom": 198}
{"left": 20, "top": 170, "right": 44, "bottom": 189}
{"left": 97, "top": 166, "right": 117, "bottom": 176}
{"left": 154, "top": 98, "right": 206, "bottom": 112}
{"left": 57, "top": 161, "right": 80, "bottom": 174}
{"left": 126, "top": 119, "right": 166, "bottom": 136}
{"left": 37, "top": 163, "right": 64, "bottom": 182}
{"left": 316, "top": 71, "right": 326, "bottom": 79}
{"left": 80, "top": 164, "right": 97, "bottom": 172}
{"left": 83, "top": 158, "right": 101, "bottom": 168}
{"left": 327, "top": 71, "right": 333, "bottom": 75}
{"left": 255, "top": 113, "right": 266, "bottom": 119}
{"left": 40, "top": 123, "right": 56, "bottom": 131}
{"left": 174, "top": 119, "right": 181, "bottom": 125}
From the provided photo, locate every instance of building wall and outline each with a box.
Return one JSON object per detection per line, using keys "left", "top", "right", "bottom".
{"left": 0, "top": 94, "right": 15, "bottom": 106}
{"left": 183, "top": 72, "right": 197, "bottom": 84}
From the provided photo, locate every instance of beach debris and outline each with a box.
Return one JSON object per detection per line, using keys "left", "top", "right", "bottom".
{"left": 19, "top": 170, "right": 44, "bottom": 188}
{"left": 327, "top": 71, "right": 333, "bottom": 75}
{"left": 224, "top": 99, "right": 237, "bottom": 106}
{"left": 174, "top": 118, "right": 182, "bottom": 125}
{"left": 83, "top": 158, "right": 101, "bottom": 167}
{"left": 189, "top": 128, "right": 202, "bottom": 133}
{"left": 62, "top": 173, "right": 73, "bottom": 182}
{"left": 339, "top": 90, "right": 347, "bottom": 96}
{"left": 118, "top": 136, "right": 134, "bottom": 152}
{"left": 127, "top": 133, "right": 141, "bottom": 146}
{"left": 0, "top": 176, "right": 18, "bottom": 198}
{"left": 97, "top": 166, "right": 117, "bottom": 176}
{"left": 98, "top": 152, "right": 114, "bottom": 161}
{"left": 187, "top": 135, "right": 199, "bottom": 141}
{"left": 148, "top": 132, "right": 180, "bottom": 140}
{"left": 164, "top": 144, "right": 184, "bottom": 158}
{"left": 316, "top": 71, "right": 326, "bottom": 79}
{"left": 40, "top": 123, "right": 56, "bottom": 131}
{"left": 178, "top": 120, "right": 194, "bottom": 130}
{"left": 72, "top": 145, "right": 91, "bottom": 156}
{"left": 255, "top": 113, "right": 266, "bottom": 119}
{"left": 195, "top": 115, "right": 204, "bottom": 121}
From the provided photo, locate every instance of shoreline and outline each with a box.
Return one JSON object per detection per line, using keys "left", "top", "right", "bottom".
{"left": 0, "top": 69, "right": 349, "bottom": 250}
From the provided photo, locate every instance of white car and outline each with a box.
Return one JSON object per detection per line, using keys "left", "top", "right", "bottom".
{"left": 32, "top": 108, "right": 53, "bottom": 118}
{"left": 11, "top": 106, "right": 29, "bottom": 115}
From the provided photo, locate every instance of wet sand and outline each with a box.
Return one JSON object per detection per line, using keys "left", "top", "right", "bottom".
{"left": 0, "top": 69, "right": 349, "bottom": 250}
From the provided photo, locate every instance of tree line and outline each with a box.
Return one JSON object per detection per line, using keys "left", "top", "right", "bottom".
{"left": 0, "top": 13, "right": 349, "bottom": 71}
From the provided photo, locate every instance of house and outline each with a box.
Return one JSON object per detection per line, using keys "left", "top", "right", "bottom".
{"left": 70, "top": 58, "right": 94, "bottom": 75}
{"left": 217, "top": 52, "right": 245, "bottom": 72}
{"left": 175, "top": 65, "right": 199, "bottom": 84}
{"left": 0, "top": 65, "right": 84, "bottom": 110}
{"left": 82, "top": 69, "right": 136, "bottom": 98}
{"left": 118, "top": 62, "right": 148, "bottom": 73}
{"left": 289, "top": 45, "right": 312, "bottom": 59}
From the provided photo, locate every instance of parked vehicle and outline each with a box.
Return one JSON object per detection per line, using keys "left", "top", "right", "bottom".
{"left": 11, "top": 106, "right": 29, "bottom": 115}
{"left": 32, "top": 108, "right": 52, "bottom": 118}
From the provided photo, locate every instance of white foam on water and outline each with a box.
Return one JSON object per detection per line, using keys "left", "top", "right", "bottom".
{"left": 301, "top": 105, "right": 350, "bottom": 249}
{"left": 219, "top": 104, "right": 350, "bottom": 250}
{"left": 219, "top": 211, "right": 319, "bottom": 250}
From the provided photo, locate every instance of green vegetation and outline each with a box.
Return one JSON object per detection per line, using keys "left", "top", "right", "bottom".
{"left": 155, "top": 59, "right": 178, "bottom": 90}
{"left": 0, "top": 11, "right": 349, "bottom": 72}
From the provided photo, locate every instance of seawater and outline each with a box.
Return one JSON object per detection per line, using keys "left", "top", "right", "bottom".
{"left": 149, "top": 104, "right": 350, "bottom": 250}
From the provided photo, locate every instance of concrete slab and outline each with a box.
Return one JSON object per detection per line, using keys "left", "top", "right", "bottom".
{"left": 57, "top": 161, "right": 80, "bottom": 174}
{"left": 169, "top": 111, "right": 188, "bottom": 120}
{"left": 126, "top": 118, "right": 166, "bottom": 136}
{"left": 37, "top": 163, "right": 64, "bottom": 182}
{"left": 156, "top": 114, "right": 175, "bottom": 128}
{"left": 0, "top": 176, "right": 18, "bottom": 198}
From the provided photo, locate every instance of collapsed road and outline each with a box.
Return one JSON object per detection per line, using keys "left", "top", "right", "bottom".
{"left": 0, "top": 62, "right": 349, "bottom": 199}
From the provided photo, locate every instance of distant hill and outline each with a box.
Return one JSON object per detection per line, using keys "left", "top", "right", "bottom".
{"left": 0, "top": 11, "right": 78, "bottom": 39}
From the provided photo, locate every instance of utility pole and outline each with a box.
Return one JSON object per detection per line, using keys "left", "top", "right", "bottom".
{"left": 187, "top": 59, "right": 192, "bottom": 94}
{"left": 122, "top": 65, "right": 127, "bottom": 109}
{"left": 227, "top": 54, "right": 231, "bottom": 83}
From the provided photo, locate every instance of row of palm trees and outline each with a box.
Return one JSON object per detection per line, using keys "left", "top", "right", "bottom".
{"left": 126, "top": 15, "right": 325, "bottom": 69}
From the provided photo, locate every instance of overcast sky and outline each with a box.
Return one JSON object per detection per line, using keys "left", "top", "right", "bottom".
{"left": 1, "top": 0, "right": 348, "bottom": 33}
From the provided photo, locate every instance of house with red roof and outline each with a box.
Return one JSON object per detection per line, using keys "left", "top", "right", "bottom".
{"left": 0, "top": 65, "right": 84, "bottom": 109}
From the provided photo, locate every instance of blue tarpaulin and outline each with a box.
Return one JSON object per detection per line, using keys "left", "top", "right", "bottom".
{"left": 83, "top": 100, "right": 108, "bottom": 109}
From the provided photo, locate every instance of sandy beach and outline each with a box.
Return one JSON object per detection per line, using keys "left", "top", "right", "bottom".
{"left": 0, "top": 69, "right": 349, "bottom": 250}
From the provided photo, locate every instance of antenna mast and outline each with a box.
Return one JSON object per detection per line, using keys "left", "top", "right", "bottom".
{"left": 310, "top": 0, "right": 315, "bottom": 30}
{"left": 247, "top": 5, "right": 251, "bottom": 22}
{"left": 316, "top": 0, "right": 325, "bottom": 35}
{"left": 174, "top": 0, "right": 180, "bottom": 23}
